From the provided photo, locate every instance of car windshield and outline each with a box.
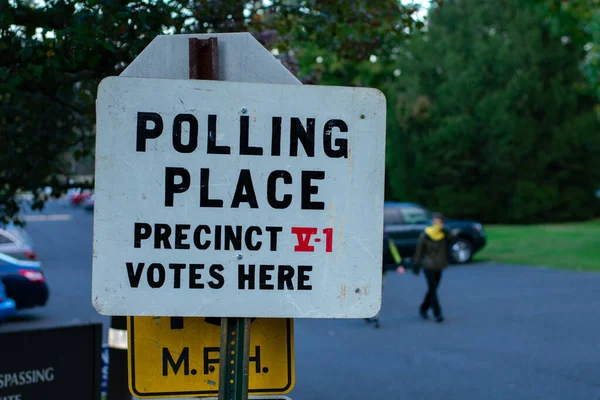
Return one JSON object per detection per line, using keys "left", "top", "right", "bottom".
{"left": 383, "top": 207, "right": 404, "bottom": 225}
{"left": 400, "top": 206, "right": 431, "bottom": 224}
{"left": 6, "top": 226, "right": 34, "bottom": 247}
{"left": 0, "top": 232, "right": 13, "bottom": 245}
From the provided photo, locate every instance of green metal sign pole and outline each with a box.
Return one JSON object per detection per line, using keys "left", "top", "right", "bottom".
{"left": 218, "top": 317, "right": 251, "bottom": 400}
{"left": 188, "top": 37, "right": 251, "bottom": 400}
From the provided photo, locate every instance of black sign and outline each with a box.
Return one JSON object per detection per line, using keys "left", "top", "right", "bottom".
{"left": 0, "top": 324, "right": 101, "bottom": 400}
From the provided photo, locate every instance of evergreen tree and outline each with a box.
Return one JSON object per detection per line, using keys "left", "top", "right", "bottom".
{"left": 389, "top": 0, "right": 600, "bottom": 222}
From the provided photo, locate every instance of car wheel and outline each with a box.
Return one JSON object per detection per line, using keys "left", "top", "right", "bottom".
{"left": 451, "top": 238, "right": 473, "bottom": 264}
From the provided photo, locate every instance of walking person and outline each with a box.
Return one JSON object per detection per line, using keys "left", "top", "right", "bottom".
{"left": 412, "top": 213, "right": 452, "bottom": 323}
{"left": 365, "top": 230, "right": 403, "bottom": 328}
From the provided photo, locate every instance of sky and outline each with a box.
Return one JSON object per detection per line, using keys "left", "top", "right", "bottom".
{"left": 401, "top": 0, "right": 431, "bottom": 20}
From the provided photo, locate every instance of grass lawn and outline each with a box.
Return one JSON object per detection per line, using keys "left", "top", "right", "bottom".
{"left": 475, "top": 220, "right": 600, "bottom": 271}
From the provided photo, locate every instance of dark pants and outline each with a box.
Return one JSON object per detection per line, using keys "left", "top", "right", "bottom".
{"left": 421, "top": 269, "right": 443, "bottom": 317}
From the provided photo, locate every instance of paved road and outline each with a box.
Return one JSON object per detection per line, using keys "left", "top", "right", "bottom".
{"left": 2, "top": 202, "right": 600, "bottom": 400}
{"left": 296, "top": 265, "right": 600, "bottom": 400}
{"left": 0, "top": 201, "right": 109, "bottom": 335}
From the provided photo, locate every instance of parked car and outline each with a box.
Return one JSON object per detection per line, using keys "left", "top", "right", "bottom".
{"left": 384, "top": 202, "right": 487, "bottom": 264}
{"left": 0, "top": 224, "right": 37, "bottom": 260}
{"left": 83, "top": 194, "right": 94, "bottom": 211}
{"left": 0, "top": 252, "right": 49, "bottom": 309}
{"left": 0, "top": 279, "right": 17, "bottom": 321}
{"left": 70, "top": 189, "right": 93, "bottom": 206}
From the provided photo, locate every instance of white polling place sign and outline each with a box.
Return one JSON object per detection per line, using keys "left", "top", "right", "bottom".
{"left": 92, "top": 77, "right": 386, "bottom": 318}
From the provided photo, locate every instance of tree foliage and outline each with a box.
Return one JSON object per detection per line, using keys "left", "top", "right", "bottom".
{"left": 0, "top": 0, "right": 183, "bottom": 223}
{"left": 0, "top": 0, "right": 428, "bottom": 224}
{"left": 6, "top": 0, "right": 594, "bottom": 225}
{"left": 388, "top": 0, "right": 600, "bottom": 223}
{"left": 533, "top": 0, "right": 600, "bottom": 98}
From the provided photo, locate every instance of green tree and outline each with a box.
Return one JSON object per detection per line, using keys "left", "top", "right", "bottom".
{"left": 254, "top": 1, "right": 427, "bottom": 85}
{"left": 533, "top": 0, "right": 600, "bottom": 99}
{"left": 0, "top": 0, "right": 430, "bottom": 224}
{"left": 0, "top": 0, "right": 185, "bottom": 223}
{"left": 389, "top": 0, "right": 600, "bottom": 223}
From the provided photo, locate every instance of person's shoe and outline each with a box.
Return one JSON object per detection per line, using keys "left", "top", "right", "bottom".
{"left": 373, "top": 319, "right": 381, "bottom": 329}
{"left": 419, "top": 309, "right": 429, "bottom": 320}
{"left": 435, "top": 315, "right": 445, "bottom": 323}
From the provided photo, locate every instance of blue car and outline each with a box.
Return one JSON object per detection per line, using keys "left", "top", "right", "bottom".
{"left": 0, "top": 252, "right": 49, "bottom": 309}
{"left": 0, "top": 278, "right": 17, "bottom": 321}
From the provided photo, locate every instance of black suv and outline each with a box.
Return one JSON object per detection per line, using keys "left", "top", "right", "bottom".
{"left": 384, "top": 202, "right": 487, "bottom": 264}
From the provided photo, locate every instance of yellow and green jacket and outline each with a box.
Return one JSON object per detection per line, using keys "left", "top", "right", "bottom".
{"left": 383, "top": 232, "right": 402, "bottom": 272}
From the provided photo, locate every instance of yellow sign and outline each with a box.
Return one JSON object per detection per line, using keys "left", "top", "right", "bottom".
{"left": 128, "top": 317, "right": 294, "bottom": 398}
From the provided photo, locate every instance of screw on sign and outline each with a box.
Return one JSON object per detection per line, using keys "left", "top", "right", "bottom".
{"left": 92, "top": 32, "right": 386, "bottom": 400}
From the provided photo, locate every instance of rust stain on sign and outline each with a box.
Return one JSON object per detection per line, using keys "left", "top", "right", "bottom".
{"left": 338, "top": 284, "right": 347, "bottom": 302}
